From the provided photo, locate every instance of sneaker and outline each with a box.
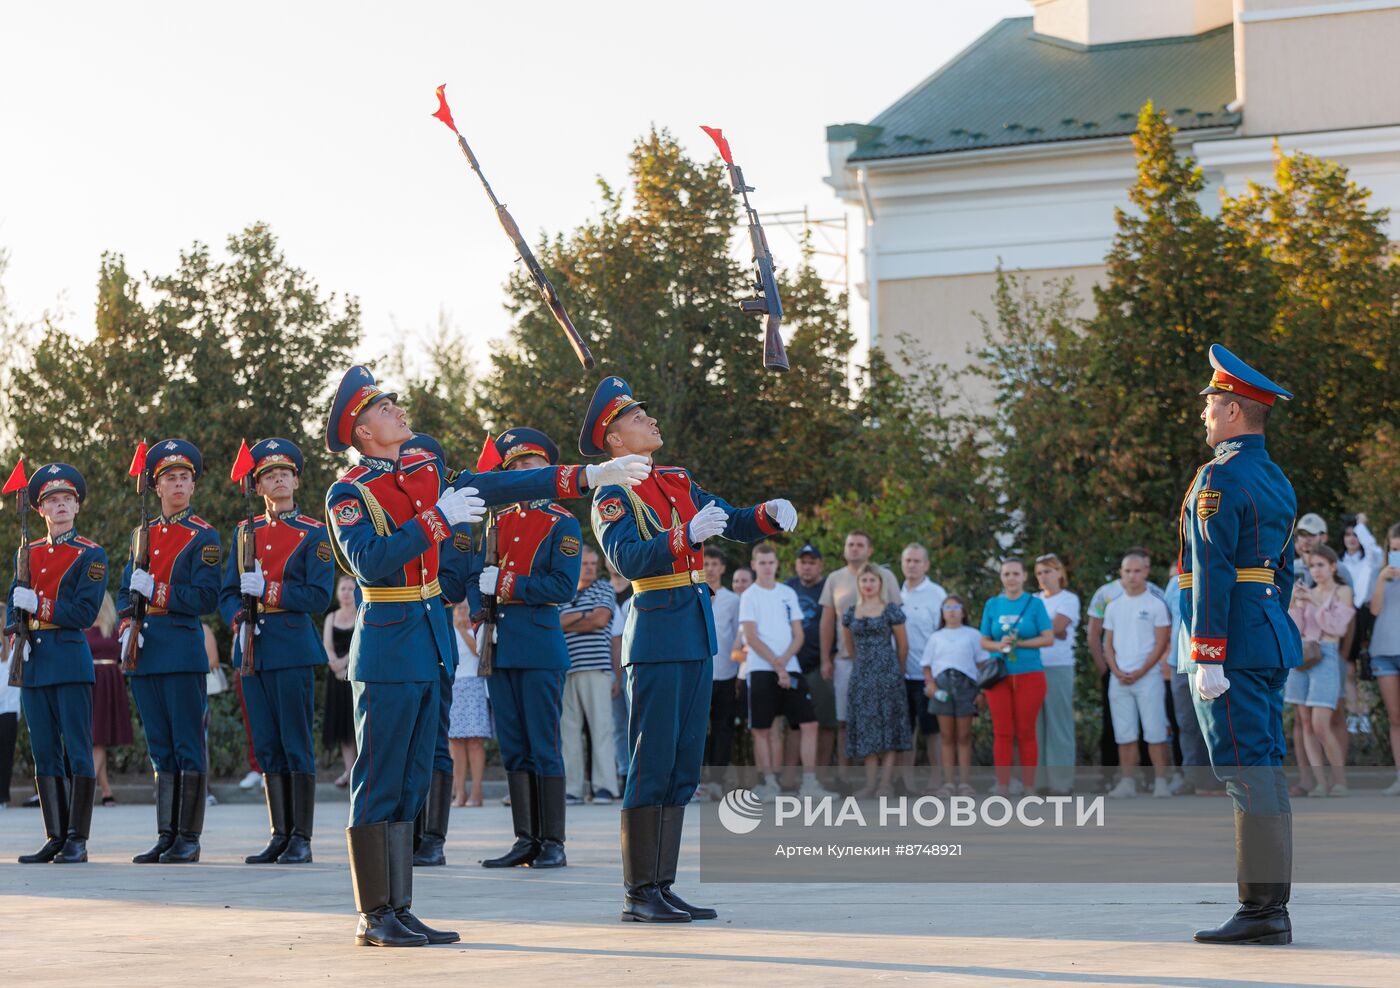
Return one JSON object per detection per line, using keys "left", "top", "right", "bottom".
{"left": 1167, "top": 772, "right": 1187, "bottom": 795}
{"left": 592, "top": 789, "right": 615, "bottom": 805}
{"left": 565, "top": 793, "right": 585, "bottom": 806}
{"left": 1307, "top": 784, "right": 1329, "bottom": 798}
{"left": 1108, "top": 778, "right": 1137, "bottom": 799}
{"left": 986, "top": 784, "right": 1010, "bottom": 797}
{"left": 1381, "top": 778, "right": 1400, "bottom": 797}
{"left": 798, "top": 778, "right": 837, "bottom": 798}
{"left": 206, "top": 792, "right": 219, "bottom": 807}
{"left": 689, "top": 787, "right": 710, "bottom": 803}
{"left": 751, "top": 780, "right": 781, "bottom": 802}
{"left": 1153, "top": 777, "right": 1172, "bottom": 799}
{"left": 238, "top": 771, "right": 263, "bottom": 790}
{"left": 1008, "top": 777, "right": 1025, "bottom": 795}
{"left": 1328, "top": 785, "right": 1349, "bottom": 798}
{"left": 706, "top": 782, "right": 726, "bottom": 801}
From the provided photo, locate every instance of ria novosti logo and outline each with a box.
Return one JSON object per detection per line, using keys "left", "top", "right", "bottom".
{"left": 717, "top": 788, "right": 765, "bottom": 834}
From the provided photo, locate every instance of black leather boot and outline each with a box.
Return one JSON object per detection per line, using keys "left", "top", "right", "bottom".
{"left": 413, "top": 771, "right": 453, "bottom": 867}
{"left": 159, "top": 771, "right": 206, "bottom": 863}
{"left": 532, "top": 775, "right": 567, "bottom": 868}
{"left": 658, "top": 804, "right": 715, "bottom": 919}
{"left": 1194, "top": 810, "right": 1293, "bottom": 945}
{"left": 348, "top": 823, "right": 426, "bottom": 947}
{"left": 53, "top": 775, "right": 95, "bottom": 864}
{"left": 18, "top": 776, "right": 68, "bottom": 863}
{"left": 389, "top": 821, "right": 459, "bottom": 944}
{"left": 278, "top": 772, "right": 316, "bottom": 864}
{"left": 621, "top": 805, "right": 690, "bottom": 923}
{"left": 245, "top": 773, "right": 290, "bottom": 864}
{"left": 482, "top": 771, "right": 540, "bottom": 867}
{"left": 133, "top": 772, "right": 178, "bottom": 863}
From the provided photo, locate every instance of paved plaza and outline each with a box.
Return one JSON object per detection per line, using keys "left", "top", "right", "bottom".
{"left": 2, "top": 797, "right": 1397, "bottom": 986}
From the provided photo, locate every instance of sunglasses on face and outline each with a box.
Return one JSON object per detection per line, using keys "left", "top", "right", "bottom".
{"left": 941, "top": 603, "right": 963, "bottom": 612}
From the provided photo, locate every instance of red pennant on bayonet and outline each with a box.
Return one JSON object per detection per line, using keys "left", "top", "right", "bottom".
{"left": 474, "top": 433, "right": 501, "bottom": 473}
{"left": 127, "top": 441, "right": 148, "bottom": 478}
{"left": 432, "top": 84, "right": 459, "bottom": 134}
{"left": 1, "top": 457, "right": 26, "bottom": 495}
{"left": 700, "top": 125, "right": 734, "bottom": 165}
{"left": 231, "top": 439, "right": 255, "bottom": 482}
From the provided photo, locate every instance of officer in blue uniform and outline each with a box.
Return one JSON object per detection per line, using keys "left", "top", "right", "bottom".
{"left": 580, "top": 376, "right": 798, "bottom": 923}
{"left": 119, "top": 439, "right": 222, "bottom": 864}
{"left": 219, "top": 438, "right": 334, "bottom": 865}
{"left": 1177, "top": 345, "right": 1302, "bottom": 946}
{"left": 398, "top": 432, "right": 465, "bottom": 868}
{"left": 7, "top": 464, "right": 106, "bottom": 864}
{"left": 473, "top": 427, "right": 581, "bottom": 870}
{"left": 324, "top": 366, "right": 647, "bottom": 947}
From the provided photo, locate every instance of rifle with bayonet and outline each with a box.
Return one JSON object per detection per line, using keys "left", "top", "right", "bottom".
{"left": 3, "top": 458, "right": 32, "bottom": 687}
{"left": 122, "top": 442, "right": 151, "bottom": 671}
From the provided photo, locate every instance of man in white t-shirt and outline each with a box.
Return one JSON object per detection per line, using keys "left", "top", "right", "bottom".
{"left": 740, "top": 544, "right": 831, "bottom": 801}
{"left": 900, "top": 543, "right": 946, "bottom": 791}
{"left": 1103, "top": 551, "right": 1172, "bottom": 798}
{"left": 818, "top": 531, "right": 902, "bottom": 767}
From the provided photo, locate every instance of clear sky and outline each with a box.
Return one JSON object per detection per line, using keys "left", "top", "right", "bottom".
{"left": 1, "top": 0, "right": 1030, "bottom": 367}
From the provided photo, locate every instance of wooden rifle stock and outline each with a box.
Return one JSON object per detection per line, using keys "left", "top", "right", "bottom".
{"left": 5, "top": 490, "right": 32, "bottom": 687}
{"left": 238, "top": 477, "right": 259, "bottom": 675}
{"left": 477, "top": 517, "right": 499, "bottom": 677}
{"left": 122, "top": 473, "right": 150, "bottom": 671}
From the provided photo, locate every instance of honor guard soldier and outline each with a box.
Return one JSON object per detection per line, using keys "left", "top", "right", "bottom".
{"left": 474, "top": 427, "right": 580, "bottom": 870}
{"left": 8, "top": 464, "right": 107, "bottom": 864}
{"left": 219, "top": 438, "right": 334, "bottom": 865}
{"left": 398, "top": 432, "right": 463, "bottom": 867}
{"left": 119, "top": 439, "right": 222, "bottom": 864}
{"left": 580, "top": 377, "right": 799, "bottom": 923}
{"left": 324, "top": 366, "right": 647, "bottom": 948}
{"left": 1178, "top": 345, "right": 1302, "bottom": 946}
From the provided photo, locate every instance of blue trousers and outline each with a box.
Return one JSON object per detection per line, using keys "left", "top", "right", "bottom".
{"left": 130, "top": 672, "right": 207, "bottom": 773}
{"left": 432, "top": 664, "right": 453, "bottom": 775}
{"left": 1192, "top": 666, "right": 1291, "bottom": 816}
{"left": 612, "top": 678, "right": 631, "bottom": 781}
{"left": 623, "top": 658, "right": 710, "bottom": 808}
{"left": 241, "top": 666, "right": 316, "bottom": 775}
{"left": 22, "top": 683, "right": 94, "bottom": 778}
{"left": 350, "top": 679, "right": 437, "bottom": 827}
{"left": 491, "top": 667, "right": 565, "bottom": 775}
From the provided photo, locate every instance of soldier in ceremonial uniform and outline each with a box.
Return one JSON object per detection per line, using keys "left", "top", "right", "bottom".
{"left": 580, "top": 376, "right": 799, "bottom": 923}
{"left": 324, "top": 366, "right": 647, "bottom": 947}
{"left": 473, "top": 427, "right": 581, "bottom": 870}
{"left": 8, "top": 464, "right": 107, "bottom": 864}
{"left": 119, "top": 439, "right": 222, "bottom": 864}
{"left": 1178, "top": 345, "right": 1302, "bottom": 946}
{"left": 219, "top": 438, "right": 334, "bottom": 865}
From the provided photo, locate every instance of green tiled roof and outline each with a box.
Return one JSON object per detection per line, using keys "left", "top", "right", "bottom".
{"left": 839, "top": 17, "right": 1238, "bottom": 162}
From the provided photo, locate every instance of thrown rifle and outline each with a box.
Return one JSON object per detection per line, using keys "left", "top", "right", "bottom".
{"left": 702, "top": 126, "right": 789, "bottom": 372}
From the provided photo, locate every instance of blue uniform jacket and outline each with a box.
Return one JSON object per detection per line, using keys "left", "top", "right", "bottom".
{"left": 118, "top": 507, "right": 221, "bottom": 676}
{"left": 463, "top": 500, "right": 580, "bottom": 672}
{"left": 218, "top": 509, "right": 335, "bottom": 671}
{"left": 592, "top": 467, "right": 779, "bottom": 664}
{"left": 326, "top": 452, "right": 586, "bottom": 684}
{"left": 7, "top": 530, "right": 106, "bottom": 687}
{"left": 1177, "top": 434, "right": 1303, "bottom": 672}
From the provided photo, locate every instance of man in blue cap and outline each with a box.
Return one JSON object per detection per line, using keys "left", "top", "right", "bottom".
{"left": 219, "top": 438, "right": 334, "bottom": 865}
{"left": 324, "top": 366, "right": 648, "bottom": 948}
{"left": 472, "top": 427, "right": 581, "bottom": 870}
{"left": 119, "top": 438, "right": 222, "bottom": 864}
{"left": 1179, "top": 344, "right": 1302, "bottom": 946}
{"left": 8, "top": 463, "right": 107, "bottom": 864}
{"left": 579, "top": 376, "right": 799, "bottom": 923}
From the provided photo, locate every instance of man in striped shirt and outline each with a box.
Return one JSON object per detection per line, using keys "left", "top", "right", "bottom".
{"left": 561, "top": 545, "right": 619, "bottom": 804}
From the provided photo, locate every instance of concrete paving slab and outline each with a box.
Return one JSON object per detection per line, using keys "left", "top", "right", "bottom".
{"left": 1, "top": 800, "right": 1396, "bottom": 986}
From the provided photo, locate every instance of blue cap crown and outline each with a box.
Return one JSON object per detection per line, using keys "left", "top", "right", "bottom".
{"left": 250, "top": 438, "right": 304, "bottom": 477}
{"left": 495, "top": 427, "right": 559, "bottom": 468}
{"left": 1200, "top": 344, "right": 1292, "bottom": 405}
{"left": 579, "top": 377, "right": 646, "bottom": 457}
{"left": 148, "top": 439, "right": 203, "bottom": 482}
{"left": 29, "top": 463, "right": 86, "bottom": 505}
{"left": 326, "top": 365, "right": 398, "bottom": 453}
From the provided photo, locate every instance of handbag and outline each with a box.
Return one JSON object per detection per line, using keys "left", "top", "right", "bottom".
{"left": 977, "top": 595, "right": 1035, "bottom": 691}
{"left": 206, "top": 664, "right": 229, "bottom": 696}
{"left": 1299, "top": 639, "right": 1323, "bottom": 671}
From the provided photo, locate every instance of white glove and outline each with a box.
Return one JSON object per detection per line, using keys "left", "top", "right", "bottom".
{"left": 6, "top": 637, "right": 30, "bottom": 665}
{"left": 237, "top": 620, "right": 262, "bottom": 658}
{"left": 129, "top": 568, "right": 156, "bottom": 600}
{"left": 239, "top": 561, "right": 265, "bottom": 598}
{"left": 687, "top": 503, "right": 728, "bottom": 543}
{"left": 765, "top": 498, "right": 798, "bottom": 532}
{"left": 1195, "top": 663, "right": 1231, "bottom": 701}
{"left": 436, "top": 486, "right": 486, "bottom": 527}
{"left": 11, "top": 586, "right": 38, "bottom": 614}
{"left": 586, "top": 454, "right": 651, "bottom": 489}
{"left": 474, "top": 623, "right": 489, "bottom": 655}
{"left": 118, "top": 627, "right": 145, "bottom": 655}
{"left": 479, "top": 565, "right": 500, "bottom": 596}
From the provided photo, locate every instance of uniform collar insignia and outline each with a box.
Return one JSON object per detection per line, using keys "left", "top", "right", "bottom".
{"left": 527, "top": 498, "right": 552, "bottom": 510}
{"left": 160, "top": 506, "right": 194, "bottom": 525}
{"left": 359, "top": 454, "right": 394, "bottom": 472}
{"left": 277, "top": 507, "right": 300, "bottom": 521}
{"left": 48, "top": 528, "right": 79, "bottom": 546}
{"left": 1212, "top": 434, "right": 1264, "bottom": 459}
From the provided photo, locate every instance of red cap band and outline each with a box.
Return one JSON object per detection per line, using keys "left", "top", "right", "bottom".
{"left": 1208, "top": 371, "right": 1275, "bottom": 406}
